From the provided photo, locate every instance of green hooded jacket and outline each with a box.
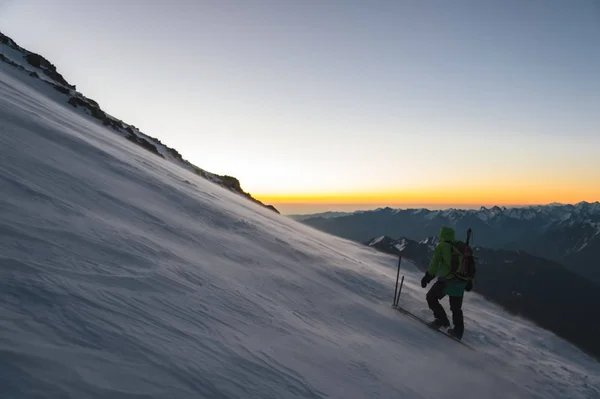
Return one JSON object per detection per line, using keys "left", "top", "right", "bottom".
{"left": 428, "top": 226, "right": 467, "bottom": 296}
{"left": 427, "top": 226, "right": 456, "bottom": 278}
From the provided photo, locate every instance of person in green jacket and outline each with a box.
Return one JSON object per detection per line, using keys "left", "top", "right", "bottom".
{"left": 420, "top": 226, "right": 473, "bottom": 340}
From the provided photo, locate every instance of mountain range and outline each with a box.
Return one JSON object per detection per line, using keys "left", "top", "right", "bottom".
{"left": 0, "top": 31, "right": 278, "bottom": 214}
{"left": 296, "top": 203, "right": 600, "bottom": 283}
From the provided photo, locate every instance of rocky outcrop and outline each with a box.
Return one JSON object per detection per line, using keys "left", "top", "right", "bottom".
{"left": 25, "top": 53, "right": 71, "bottom": 88}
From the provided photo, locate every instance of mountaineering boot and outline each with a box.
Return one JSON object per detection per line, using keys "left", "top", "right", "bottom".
{"left": 428, "top": 318, "right": 450, "bottom": 330}
{"left": 447, "top": 328, "right": 463, "bottom": 340}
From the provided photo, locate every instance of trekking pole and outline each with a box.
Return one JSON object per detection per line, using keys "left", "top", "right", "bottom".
{"left": 396, "top": 276, "right": 405, "bottom": 306}
{"left": 392, "top": 256, "right": 402, "bottom": 306}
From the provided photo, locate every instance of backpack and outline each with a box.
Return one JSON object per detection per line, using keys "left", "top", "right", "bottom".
{"left": 448, "top": 240, "right": 476, "bottom": 281}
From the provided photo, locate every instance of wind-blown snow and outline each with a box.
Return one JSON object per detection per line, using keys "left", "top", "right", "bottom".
{"left": 1, "top": 67, "right": 599, "bottom": 399}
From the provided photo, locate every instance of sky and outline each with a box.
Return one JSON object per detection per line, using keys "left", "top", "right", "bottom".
{"left": 1, "top": 0, "right": 599, "bottom": 214}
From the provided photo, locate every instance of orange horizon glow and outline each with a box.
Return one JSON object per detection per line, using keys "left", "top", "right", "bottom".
{"left": 255, "top": 186, "right": 600, "bottom": 208}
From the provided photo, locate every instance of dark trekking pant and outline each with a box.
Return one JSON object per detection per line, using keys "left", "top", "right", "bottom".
{"left": 426, "top": 281, "right": 464, "bottom": 335}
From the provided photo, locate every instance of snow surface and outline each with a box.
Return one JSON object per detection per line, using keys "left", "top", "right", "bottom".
{"left": 419, "top": 236, "right": 439, "bottom": 251}
{"left": 394, "top": 238, "right": 408, "bottom": 252}
{"left": 370, "top": 236, "right": 385, "bottom": 245}
{"left": 1, "top": 66, "right": 600, "bottom": 399}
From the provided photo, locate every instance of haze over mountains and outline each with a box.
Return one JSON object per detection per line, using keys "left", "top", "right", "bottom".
{"left": 295, "top": 203, "right": 600, "bottom": 283}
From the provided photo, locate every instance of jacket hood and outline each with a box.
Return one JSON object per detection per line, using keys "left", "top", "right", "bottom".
{"left": 439, "top": 226, "right": 456, "bottom": 242}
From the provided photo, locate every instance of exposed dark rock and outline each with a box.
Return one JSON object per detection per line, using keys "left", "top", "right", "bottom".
{"left": 220, "top": 175, "right": 243, "bottom": 192}
{"left": 52, "top": 84, "right": 70, "bottom": 95}
{"left": 68, "top": 96, "right": 83, "bottom": 107}
{"left": 166, "top": 147, "right": 183, "bottom": 162}
{"left": 67, "top": 96, "right": 119, "bottom": 130}
{"left": 126, "top": 132, "right": 163, "bottom": 157}
{"left": 89, "top": 106, "right": 107, "bottom": 121}
{"left": 25, "top": 53, "right": 71, "bottom": 88}
{"left": 0, "top": 32, "right": 10, "bottom": 45}
{"left": 24, "top": 53, "right": 43, "bottom": 68}
{"left": 0, "top": 53, "right": 21, "bottom": 69}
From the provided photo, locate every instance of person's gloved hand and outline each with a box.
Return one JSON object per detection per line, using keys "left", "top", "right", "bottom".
{"left": 465, "top": 280, "right": 473, "bottom": 292}
{"left": 421, "top": 273, "right": 433, "bottom": 288}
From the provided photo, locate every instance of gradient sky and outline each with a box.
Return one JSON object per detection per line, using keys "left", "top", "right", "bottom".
{"left": 1, "top": 0, "right": 599, "bottom": 214}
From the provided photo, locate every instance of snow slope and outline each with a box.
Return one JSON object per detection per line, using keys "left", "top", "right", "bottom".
{"left": 0, "top": 67, "right": 599, "bottom": 399}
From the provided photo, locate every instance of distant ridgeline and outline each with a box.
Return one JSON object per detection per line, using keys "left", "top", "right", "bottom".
{"left": 298, "top": 203, "right": 600, "bottom": 283}
{"left": 0, "top": 31, "right": 278, "bottom": 214}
